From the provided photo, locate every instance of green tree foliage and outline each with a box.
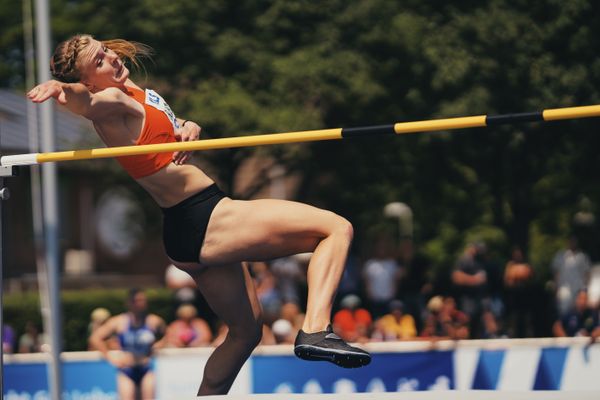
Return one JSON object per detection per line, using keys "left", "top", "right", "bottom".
{"left": 2, "top": 0, "right": 600, "bottom": 277}
{"left": 3, "top": 289, "right": 173, "bottom": 351}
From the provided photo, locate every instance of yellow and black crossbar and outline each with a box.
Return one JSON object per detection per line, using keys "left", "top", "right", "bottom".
{"left": 2, "top": 104, "right": 600, "bottom": 167}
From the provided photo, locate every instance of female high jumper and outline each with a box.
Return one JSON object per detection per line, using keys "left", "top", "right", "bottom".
{"left": 28, "top": 34, "right": 370, "bottom": 396}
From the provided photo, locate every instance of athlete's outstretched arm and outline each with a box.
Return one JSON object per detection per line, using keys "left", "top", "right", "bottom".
{"left": 27, "top": 80, "right": 133, "bottom": 120}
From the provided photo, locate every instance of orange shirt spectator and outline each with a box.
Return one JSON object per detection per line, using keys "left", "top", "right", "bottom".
{"left": 333, "top": 294, "right": 372, "bottom": 342}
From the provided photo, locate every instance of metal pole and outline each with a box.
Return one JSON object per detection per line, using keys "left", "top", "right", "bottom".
{"left": 0, "top": 166, "right": 18, "bottom": 399}
{"left": 25, "top": 0, "right": 54, "bottom": 396}
{"left": 0, "top": 177, "right": 4, "bottom": 399}
{"left": 34, "top": 1, "right": 62, "bottom": 399}
{"left": 24, "top": 0, "right": 46, "bottom": 271}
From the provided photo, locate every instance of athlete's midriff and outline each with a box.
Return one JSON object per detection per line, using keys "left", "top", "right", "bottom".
{"left": 136, "top": 163, "right": 215, "bottom": 208}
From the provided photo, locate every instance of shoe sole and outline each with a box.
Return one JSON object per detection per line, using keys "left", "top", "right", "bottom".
{"left": 294, "top": 344, "right": 371, "bottom": 368}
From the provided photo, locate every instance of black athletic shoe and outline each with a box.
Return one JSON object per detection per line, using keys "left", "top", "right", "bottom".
{"left": 294, "top": 325, "right": 371, "bottom": 368}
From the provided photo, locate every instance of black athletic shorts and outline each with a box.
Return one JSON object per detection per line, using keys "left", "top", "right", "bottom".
{"left": 161, "top": 183, "right": 226, "bottom": 263}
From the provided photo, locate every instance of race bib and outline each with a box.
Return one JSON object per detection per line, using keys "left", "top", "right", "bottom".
{"left": 145, "top": 89, "right": 180, "bottom": 130}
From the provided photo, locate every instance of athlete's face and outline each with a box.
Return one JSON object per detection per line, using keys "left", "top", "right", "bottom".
{"left": 129, "top": 292, "right": 148, "bottom": 314}
{"left": 78, "top": 39, "right": 129, "bottom": 90}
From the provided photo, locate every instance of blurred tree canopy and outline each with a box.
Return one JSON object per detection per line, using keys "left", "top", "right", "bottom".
{"left": 3, "top": 0, "right": 600, "bottom": 278}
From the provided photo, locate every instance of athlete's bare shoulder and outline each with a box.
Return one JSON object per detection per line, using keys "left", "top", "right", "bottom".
{"left": 87, "top": 86, "right": 142, "bottom": 121}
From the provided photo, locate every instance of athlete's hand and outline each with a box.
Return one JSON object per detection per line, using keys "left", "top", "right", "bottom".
{"left": 173, "top": 120, "right": 201, "bottom": 165}
{"left": 27, "top": 80, "right": 67, "bottom": 105}
{"left": 107, "top": 351, "right": 135, "bottom": 369}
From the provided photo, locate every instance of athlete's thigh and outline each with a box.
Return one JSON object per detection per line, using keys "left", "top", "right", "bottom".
{"left": 191, "top": 262, "right": 261, "bottom": 330}
{"left": 116, "top": 373, "right": 136, "bottom": 400}
{"left": 200, "top": 198, "right": 341, "bottom": 265}
{"left": 140, "top": 371, "right": 155, "bottom": 400}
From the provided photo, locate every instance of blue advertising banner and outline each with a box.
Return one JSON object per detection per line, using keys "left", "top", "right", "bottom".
{"left": 4, "top": 360, "right": 118, "bottom": 399}
{"left": 252, "top": 351, "right": 454, "bottom": 393}
{"left": 533, "top": 347, "right": 569, "bottom": 390}
{"left": 472, "top": 350, "right": 506, "bottom": 389}
{"left": 6, "top": 342, "right": 600, "bottom": 395}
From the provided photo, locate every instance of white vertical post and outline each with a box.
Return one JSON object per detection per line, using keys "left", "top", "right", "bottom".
{"left": 34, "top": 1, "right": 63, "bottom": 399}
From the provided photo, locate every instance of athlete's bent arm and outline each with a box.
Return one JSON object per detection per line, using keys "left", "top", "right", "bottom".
{"left": 173, "top": 118, "right": 202, "bottom": 165}
{"left": 89, "top": 316, "right": 130, "bottom": 368}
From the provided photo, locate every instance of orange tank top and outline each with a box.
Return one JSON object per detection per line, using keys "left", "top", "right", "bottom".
{"left": 115, "top": 86, "right": 178, "bottom": 178}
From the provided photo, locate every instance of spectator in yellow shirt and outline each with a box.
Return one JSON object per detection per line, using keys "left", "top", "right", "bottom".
{"left": 372, "top": 300, "right": 417, "bottom": 341}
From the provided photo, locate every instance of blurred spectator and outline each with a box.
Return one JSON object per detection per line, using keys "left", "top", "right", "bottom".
{"left": 371, "top": 300, "right": 417, "bottom": 341}
{"left": 480, "top": 299, "right": 505, "bottom": 339}
{"left": 88, "top": 307, "right": 119, "bottom": 351}
{"left": 166, "top": 304, "right": 212, "bottom": 348}
{"left": 338, "top": 250, "right": 363, "bottom": 301}
{"left": 88, "top": 289, "right": 166, "bottom": 400}
{"left": 333, "top": 294, "right": 372, "bottom": 342}
{"left": 452, "top": 243, "right": 487, "bottom": 338}
{"left": 165, "top": 264, "right": 218, "bottom": 330}
{"left": 421, "top": 296, "right": 445, "bottom": 338}
{"left": 249, "top": 261, "right": 282, "bottom": 324}
{"left": 363, "top": 235, "right": 403, "bottom": 318}
{"left": 18, "top": 321, "right": 49, "bottom": 353}
{"left": 552, "top": 236, "right": 591, "bottom": 317}
{"left": 262, "top": 324, "right": 277, "bottom": 345}
{"left": 476, "top": 242, "right": 504, "bottom": 317}
{"left": 553, "top": 290, "right": 596, "bottom": 337}
{"left": 421, "top": 296, "right": 470, "bottom": 340}
{"left": 270, "top": 255, "right": 306, "bottom": 305}
{"left": 3, "top": 324, "right": 15, "bottom": 354}
{"left": 398, "top": 249, "right": 434, "bottom": 332}
{"left": 165, "top": 263, "right": 197, "bottom": 304}
{"left": 271, "top": 319, "right": 295, "bottom": 344}
{"left": 279, "top": 301, "right": 305, "bottom": 332}
{"left": 441, "top": 296, "right": 470, "bottom": 340}
{"left": 504, "top": 246, "right": 535, "bottom": 337}
{"left": 592, "top": 302, "right": 600, "bottom": 342}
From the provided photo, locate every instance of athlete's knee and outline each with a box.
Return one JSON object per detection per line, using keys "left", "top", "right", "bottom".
{"left": 229, "top": 316, "right": 263, "bottom": 349}
{"left": 332, "top": 215, "right": 354, "bottom": 243}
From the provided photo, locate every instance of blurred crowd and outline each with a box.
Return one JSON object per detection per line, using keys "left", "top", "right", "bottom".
{"left": 4, "top": 234, "right": 600, "bottom": 358}
{"left": 154, "top": 233, "right": 600, "bottom": 348}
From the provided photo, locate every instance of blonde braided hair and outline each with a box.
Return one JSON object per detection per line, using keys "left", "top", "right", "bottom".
{"left": 50, "top": 34, "right": 153, "bottom": 83}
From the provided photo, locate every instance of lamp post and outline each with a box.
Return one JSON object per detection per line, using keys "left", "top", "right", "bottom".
{"left": 384, "top": 202, "right": 413, "bottom": 264}
{"left": 383, "top": 202, "right": 413, "bottom": 241}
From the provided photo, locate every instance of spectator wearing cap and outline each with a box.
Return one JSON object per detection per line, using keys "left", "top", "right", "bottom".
{"left": 166, "top": 304, "right": 213, "bottom": 348}
{"left": 271, "top": 319, "right": 295, "bottom": 344}
{"left": 333, "top": 294, "right": 373, "bottom": 342}
{"left": 372, "top": 300, "right": 417, "bottom": 341}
